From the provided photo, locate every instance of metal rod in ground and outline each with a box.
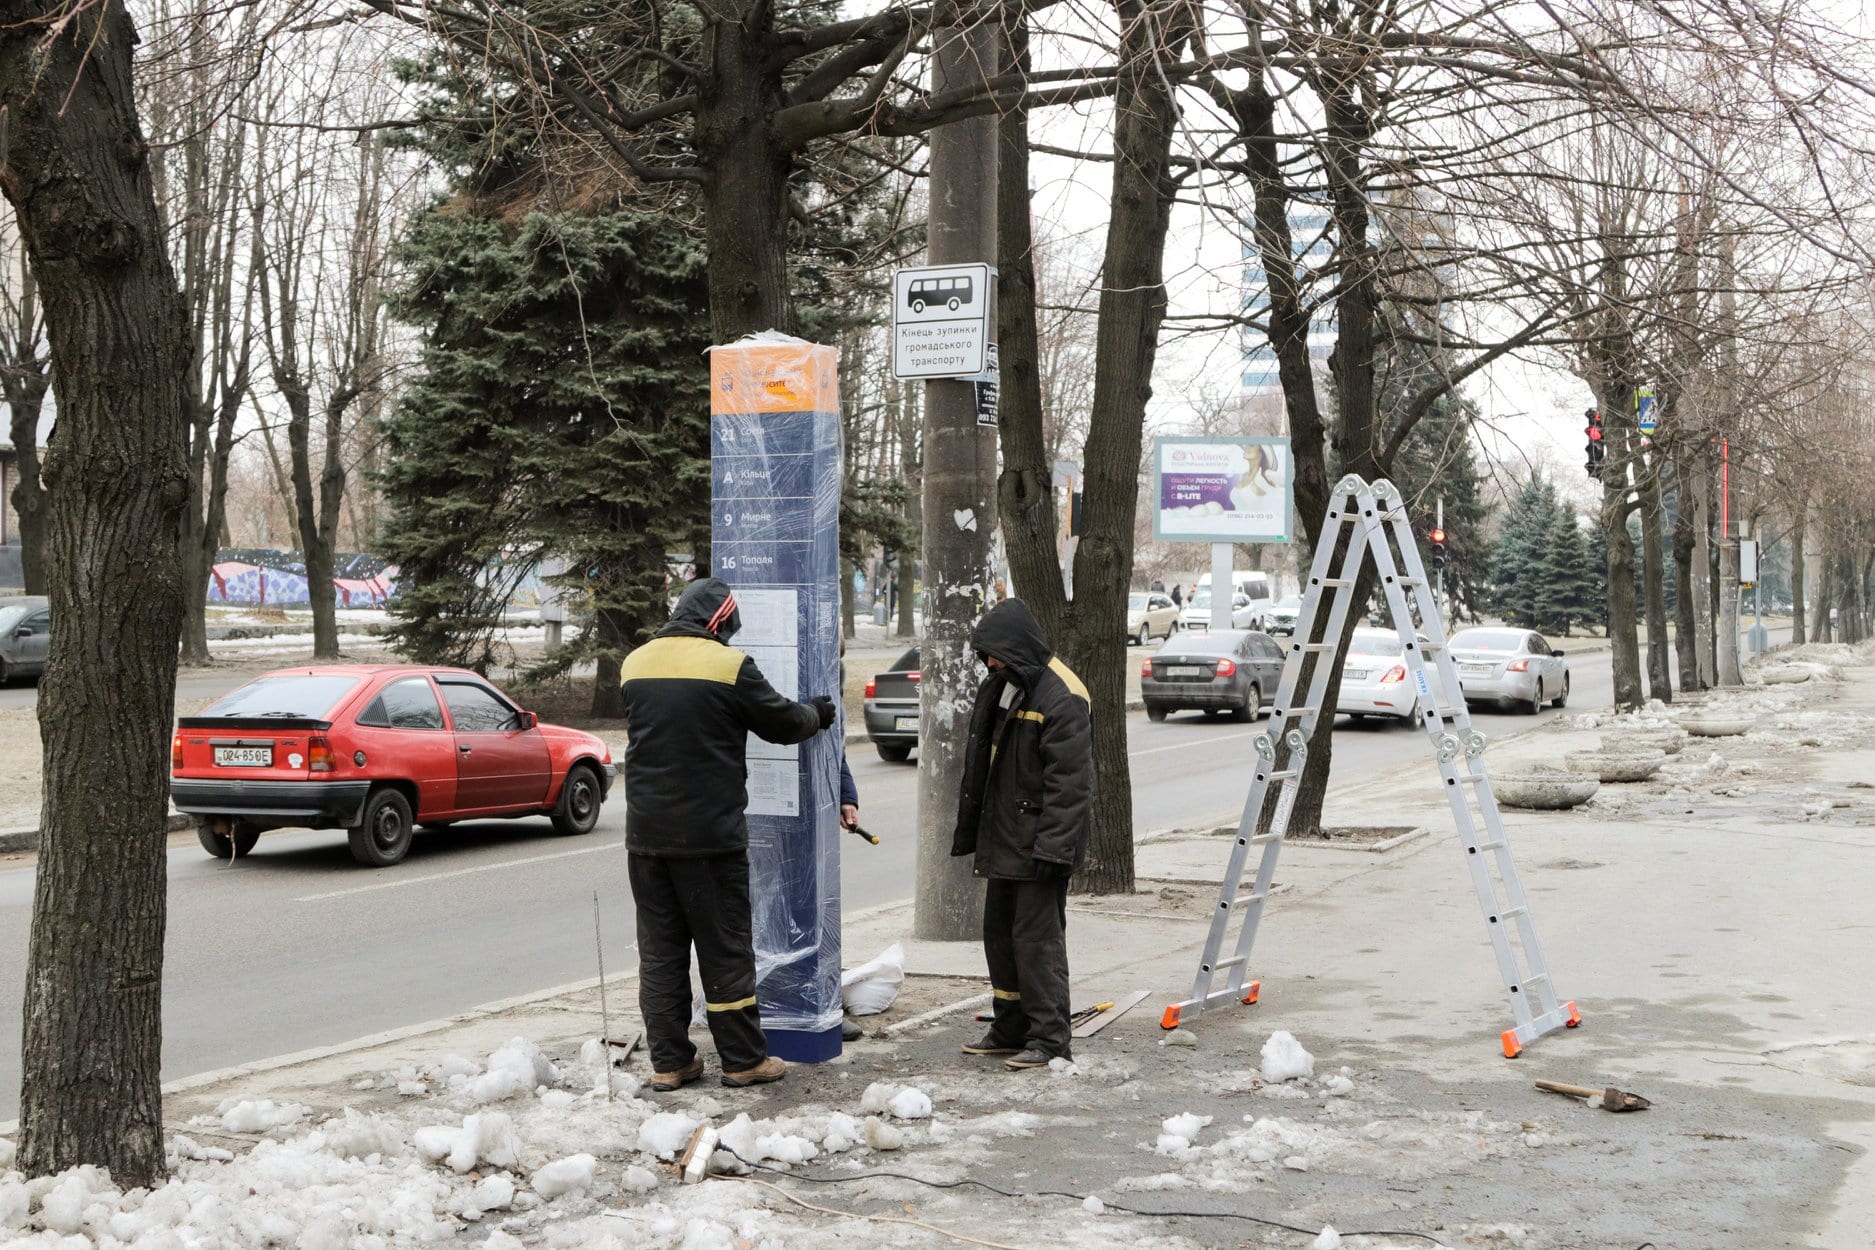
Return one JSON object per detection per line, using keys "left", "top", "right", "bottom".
{"left": 594, "top": 890, "right": 613, "bottom": 1102}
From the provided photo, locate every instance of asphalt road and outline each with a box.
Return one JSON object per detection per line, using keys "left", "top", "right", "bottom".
{"left": 0, "top": 643, "right": 1641, "bottom": 1117}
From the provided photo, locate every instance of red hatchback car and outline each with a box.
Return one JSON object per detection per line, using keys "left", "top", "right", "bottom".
{"left": 171, "top": 665, "right": 615, "bottom": 867}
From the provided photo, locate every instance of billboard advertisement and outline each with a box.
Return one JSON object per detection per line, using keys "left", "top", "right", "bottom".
{"left": 1151, "top": 436, "right": 1293, "bottom": 544}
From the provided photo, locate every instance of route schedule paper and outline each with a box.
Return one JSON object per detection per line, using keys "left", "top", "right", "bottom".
{"left": 710, "top": 334, "right": 845, "bottom": 1061}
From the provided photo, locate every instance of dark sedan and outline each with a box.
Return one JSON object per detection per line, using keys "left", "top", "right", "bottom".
{"left": 1141, "top": 629, "right": 1284, "bottom": 722}
{"left": 862, "top": 647, "right": 921, "bottom": 762}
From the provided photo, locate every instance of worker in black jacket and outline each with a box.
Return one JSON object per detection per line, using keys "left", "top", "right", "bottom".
{"left": 620, "top": 577, "right": 837, "bottom": 1091}
{"left": 951, "top": 598, "right": 1095, "bottom": 1069}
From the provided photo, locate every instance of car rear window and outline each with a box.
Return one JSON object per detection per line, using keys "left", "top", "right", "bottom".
{"left": 201, "top": 674, "right": 362, "bottom": 719}
{"left": 1161, "top": 632, "right": 1244, "bottom": 656}
{"left": 890, "top": 648, "right": 919, "bottom": 672}
{"left": 1451, "top": 630, "right": 1525, "bottom": 652}
{"left": 1347, "top": 634, "right": 1402, "bottom": 657}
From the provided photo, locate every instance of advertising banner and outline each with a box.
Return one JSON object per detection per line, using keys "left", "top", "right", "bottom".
{"left": 1151, "top": 436, "right": 1294, "bottom": 544}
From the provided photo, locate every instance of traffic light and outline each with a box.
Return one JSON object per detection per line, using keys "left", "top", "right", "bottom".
{"left": 1584, "top": 408, "right": 1605, "bottom": 479}
{"left": 1428, "top": 527, "right": 1448, "bottom": 568}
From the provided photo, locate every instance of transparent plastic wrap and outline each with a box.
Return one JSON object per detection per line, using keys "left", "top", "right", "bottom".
{"left": 708, "top": 333, "right": 846, "bottom": 1055}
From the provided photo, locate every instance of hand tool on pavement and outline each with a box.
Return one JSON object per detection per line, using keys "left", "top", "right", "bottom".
{"left": 1161, "top": 475, "right": 1580, "bottom": 1060}
{"left": 976, "top": 1000, "right": 1114, "bottom": 1026}
{"left": 1534, "top": 1079, "right": 1651, "bottom": 1111}
{"left": 1071, "top": 990, "right": 1150, "bottom": 1037}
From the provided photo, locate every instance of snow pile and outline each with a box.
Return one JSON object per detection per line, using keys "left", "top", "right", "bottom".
{"left": 1311, "top": 1225, "right": 1342, "bottom": 1249}
{"left": 1260, "top": 1031, "right": 1315, "bottom": 1082}
{"left": 1155, "top": 1111, "right": 1214, "bottom": 1155}
{"left": 470, "top": 1037, "right": 560, "bottom": 1103}
{"left": 212, "top": 1098, "right": 311, "bottom": 1134}
{"left": 413, "top": 1111, "right": 523, "bottom": 1174}
{"left": 530, "top": 1152, "right": 597, "bottom": 1199}
{"left": 858, "top": 1081, "right": 933, "bottom": 1120}
{"left": 637, "top": 1111, "right": 703, "bottom": 1161}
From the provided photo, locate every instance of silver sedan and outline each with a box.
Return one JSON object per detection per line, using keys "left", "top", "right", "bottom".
{"left": 1447, "top": 627, "right": 1569, "bottom": 713}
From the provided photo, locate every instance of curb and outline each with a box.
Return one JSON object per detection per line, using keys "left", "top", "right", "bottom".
{"left": 0, "top": 812, "right": 194, "bottom": 854}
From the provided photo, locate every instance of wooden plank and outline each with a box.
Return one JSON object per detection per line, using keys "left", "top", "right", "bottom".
{"left": 1072, "top": 990, "right": 1151, "bottom": 1038}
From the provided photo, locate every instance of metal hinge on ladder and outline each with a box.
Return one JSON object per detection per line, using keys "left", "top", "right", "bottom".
{"left": 1159, "top": 475, "right": 1581, "bottom": 1058}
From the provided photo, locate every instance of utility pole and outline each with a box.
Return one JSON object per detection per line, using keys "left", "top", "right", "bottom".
{"left": 913, "top": 2, "right": 998, "bottom": 941}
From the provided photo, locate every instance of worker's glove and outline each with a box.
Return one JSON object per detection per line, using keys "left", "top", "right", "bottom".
{"left": 810, "top": 696, "right": 838, "bottom": 730}
{"left": 1032, "top": 858, "right": 1073, "bottom": 882}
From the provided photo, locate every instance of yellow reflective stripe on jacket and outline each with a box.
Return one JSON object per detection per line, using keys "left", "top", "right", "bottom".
{"left": 620, "top": 635, "right": 744, "bottom": 686}
{"left": 1013, "top": 710, "right": 1045, "bottom": 724}
{"left": 992, "top": 987, "right": 1022, "bottom": 1001}
{"left": 706, "top": 995, "right": 758, "bottom": 1012}
{"left": 1048, "top": 656, "right": 1090, "bottom": 705}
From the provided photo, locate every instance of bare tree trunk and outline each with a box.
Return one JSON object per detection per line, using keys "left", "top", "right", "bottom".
{"left": 1671, "top": 454, "right": 1702, "bottom": 690}
{"left": 1691, "top": 450, "right": 1717, "bottom": 681}
{"left": 1638, "top": 460, "right": 1672, "bottom": 700}
{"left": 1, "top": 0, "right": 190, "bottom": 1186}
{"left": 1814, "top": 546, "right": 1833, "bottom": 643}
{"left": 2, "top": 356, "right": 49, "bottom": 594}
{"left": 912, "top": 8, "right": 998, "bottom": 940}
{"left": 1788, "top": 494, "right": 1807, "bottom": 646}
{"left": 1597, "top": 371, "right": 1644, "bottom": 710}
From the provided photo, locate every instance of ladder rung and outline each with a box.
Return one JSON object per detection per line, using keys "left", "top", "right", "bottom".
{"left": 1247, "top": 833, "right": 1280, "bottom": 846}
{"left": 1230, "top": 892, "right": 1267, "bottom": 910}
{"left": 1473, "top": 840, "right": 1506, "bottom": 853}
{"left": 1261, "top": 769, "right": 1299, "bottom": 782}
{"left": 1395, "top": 576, "right": 1427, "bottom": 587}
{"left": 1297, "top": 642, "right": 1336, "bottom": 652}
{"left": 1498, "top": 906, "right": 1527, "bottom": 920}
{"left": 1521, "top": 973, "right": 1550, "bottom": 988}
{"left": 1212, "top": 955, "right": 1248, "bottom": 971}
{"left": 1274, "top": 706, "right": 1317, "bottom": 718}
{"left": 1314, "top": 577, "right": 1352, "bottom": 588}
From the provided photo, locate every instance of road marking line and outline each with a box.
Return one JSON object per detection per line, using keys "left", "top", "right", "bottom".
{"left": 1128, "top": 730, "right": 1257, "bottom": 758}
{"left": 294, "top": 840, "right": 625, "bottom": 902}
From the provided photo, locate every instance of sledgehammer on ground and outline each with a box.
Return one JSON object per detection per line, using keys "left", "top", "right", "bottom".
{"left": 1534, "top": 1079, "right": 1652, "bottom": 1111}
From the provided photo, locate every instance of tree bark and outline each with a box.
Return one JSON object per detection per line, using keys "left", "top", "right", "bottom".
{"left": 912, "top": 7, "right": 998, "bottom": 939}
{"left": 1637, "top": 458, "right": 1672, "bottom": 700}
{"left": 2, "top": 343, "right": 49, "bottom": 594}
{"left": 1813, "top": 545, "right": 1833, "bottom": 643}
{"left": 1598, "top": 378, "right": 1644, "bottom": 711}
{"left": 1788, "top": 494, "right": 1807, "bottom": 646}
{"left": 1, "top": 0, "right": 191, "bottom": 1186}
{"left": 1670, "top": 453, "right": 1702, "bottom": 691}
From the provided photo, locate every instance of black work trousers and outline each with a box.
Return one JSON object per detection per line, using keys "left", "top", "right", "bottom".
{"left": 982, "top": 876, "right": 1072, "bottom": 1058}
{"left": 629, "top": 849, "right": 767, "bottom": 1075}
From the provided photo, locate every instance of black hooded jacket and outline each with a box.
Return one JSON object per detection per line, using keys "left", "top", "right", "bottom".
{"left": 619, "top": 578, "right": 824, "bottom": 856}
{"left": 950, "top": 599, "right": 1095, "bottom": 880}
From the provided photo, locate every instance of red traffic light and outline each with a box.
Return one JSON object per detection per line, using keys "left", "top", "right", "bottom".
{"left": 1429, "top": 528, "right": 1447, "bottom": 544}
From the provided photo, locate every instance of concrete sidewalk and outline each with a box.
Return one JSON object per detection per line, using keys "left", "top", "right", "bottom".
{"left": 4, "top": 646, "right": 1872, "bottom": 1248}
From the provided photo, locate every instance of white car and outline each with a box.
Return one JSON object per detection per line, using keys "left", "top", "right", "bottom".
{"left": 1181, "top": 589, "right": 1256, "bottom": 632}
{"left": 1338, "top": 628, "right": 1458, "bottom": 723}
{"left": 1127, "top": 591, "right": 1180, "bottom": 644}
{"left": 1448, "top": 627, "right": 1569, "bottom": 712}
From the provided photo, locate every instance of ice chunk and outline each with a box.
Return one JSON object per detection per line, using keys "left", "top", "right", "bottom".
{"left": 414, "top": 1111, "right": 521, "bottom": 1174}
{"left": 1083, "top": 1195, "right": 1106, "bottom": 1214}
{"left": 218, "top": 1099, "right": 310, "bottom": 1133}
{"left": 1323, "top": 1075, "right": 1354, "bottom": 1097}
{"left": 38, "top": 1165, "right": 116, "bottom": 1235}
{"left": 638, "top": 1111, "right": 703, "bottom": 1160}
{"left": 1162, "top": 1112, "right": 1212, "bottom": 1140}
{"left": 863, "top": 1117, "right": 903, "bottom": 1150}
{"left": 858, "top": 1082, "right": 899, "bottom": 1114}
{"left": 716, "top": 1113, "right": 759, "bottom": 1164}
{"left": 471, "top": 1174, "right": 516, "bottom": 1212}
{"left": 887, "top": 1087, "right": 933, "bottom": 1120}
{"left": 1154, "top": 1134, "right": 1193, "bottom": 1155}
{"left": 471, "top": 1038, "right": 558, "bottom": 1103}
{"left": 539, "top": 1089, "right": 577, "bottom": 1109}
{"left": 1048, "top": 1057, "right": 1081, "bottom": 1075}
{"left": 621, "top": 1165, "right": 661, "bottom": 1193}
{"left": 532, "top": 1153, "right": 598, "bottom": 1199}
{"left": 1282, "top": 1155, "right": 1309, "bottom": 1171}
{"left": 1259, "top": 1031, "right": 1315, "bottom": 1082}
{"left": 755, "top": 1133, "right": 819, "bottom": 1165}
{"left": 1311, "top": 1226, "right": 1342, "bottom": 1249}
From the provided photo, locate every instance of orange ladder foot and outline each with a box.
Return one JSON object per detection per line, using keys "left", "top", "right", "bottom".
{"left": 1241, "top": 980, "right": 1261, "bottom": 1005}
{"left": 1565, "top": 1001, "right": 1582, "bottom": 1028}
{"left": 1159, "top": 1005, "right": 1182, "bottom": 1030}
{"left": 1501, "top": 1030, "right": 1522, "bottom": 1059}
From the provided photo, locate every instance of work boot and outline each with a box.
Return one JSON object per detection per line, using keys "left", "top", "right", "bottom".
{"left": 721, "top": 1056, "right": 786, "bottom": 1088}
{"left": 960, "top": 1033, "right": 1022, "bottom": 1056}
{"left": 1004, "top": 1048, "right": 1056, "bottom": 1071}
{"left": 649, "top": 1057, "right": 704, "bottom": 1093}
{"left": 842, "top": 1016, "right": 864, "bottom": 1041}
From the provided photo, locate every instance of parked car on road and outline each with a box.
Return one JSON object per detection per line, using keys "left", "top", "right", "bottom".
{"left": 863, "top": 647, "right": 921, "bottom": 762}
{"left": 0, "top": 596, "right": 49, "bottom": 684}
{"left": 1180, "top": 589, "right": 1257, "bottom": 632}
{"left": 1141, "top": 629, "right": 1283, "bottom": 722}
{"left": 171, "top": 665, "right": 614, "bottom": 866}
{"left": 1261, "top": 594, "right": 1303, "bottom": 637}
{"left": 1447, "top": 627, "right": 1569, "bottom": 713}
{"left": 1127, "top": 591, "right": 1180, "bottom": 644}
{"left": 1338, "top": 628, "right": 1458, "bottom": 723}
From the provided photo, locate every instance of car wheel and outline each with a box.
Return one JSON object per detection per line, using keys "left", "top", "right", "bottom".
{"left": 1400, "top": 699, "right": 1422, "bottom": 725}
{"left": 551, "top": 764, "right": 603, "bottom": 836}
{"left": 876, "top": 742, "right": 912, "bottom": 763}
{"left": 1526, "top": 683, "right": 1544, "bottom": 715}
{"left": 1232, "top": 683, "right": 1260, "bottom": 723}
{"left": 348, "top": 787, "right": 414, "bottom": 867}
{"left": 0, "top": 656, "right": 9, "bottom": 684}
{"left": 196, "top": 821, "right": 261, "bottom": 859}
{"left": 1133, "top": 626, "right": 1148, "bottom": 646}
{"left": 1551, "top": 674, "right": 1570, "bottom": 708}
{"left": 1146, "top": 705, "right": 1168, "bottom": 723}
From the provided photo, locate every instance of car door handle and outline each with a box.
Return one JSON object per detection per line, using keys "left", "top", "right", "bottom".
{"left": 458, "top": 744, "right": 472, "bottom": 754}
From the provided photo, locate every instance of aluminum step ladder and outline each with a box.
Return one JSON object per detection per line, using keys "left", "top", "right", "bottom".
{"left": 1160, "top": 475, "right": 1580, "bottom": 1058}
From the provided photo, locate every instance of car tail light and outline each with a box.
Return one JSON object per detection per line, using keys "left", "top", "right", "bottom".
{"left": 1215, "top": 658, "right": 1237, "bottom": 677}
{"left": 1141, "top": 659, "right": 1153, "bottom": 678}
{"left": 171, "top": 731, "right": 184, "bottom": 771}
{"left": 1380, "top": 665, "right": 1406, "bottom": 684}
{"left": 309, "top": 736, "right": 335, "bottom": 773}
{"left": 1507, "top": 659, "right": 1529, "bottom": 672}
{"left": 907, "top": 671, "right": 921, "bottom": 682}
{"left": 864, "top": 679, "right": 877, "bottom": 698}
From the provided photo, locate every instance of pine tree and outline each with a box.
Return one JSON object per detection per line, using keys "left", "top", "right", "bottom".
{"left": 1489, "top": 476, "right": 1552, "bottom": 627}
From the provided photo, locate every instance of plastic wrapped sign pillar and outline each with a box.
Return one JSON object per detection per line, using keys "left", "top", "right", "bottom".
{"left": 709, "top": 335, "right": 844, "bottom": 1062}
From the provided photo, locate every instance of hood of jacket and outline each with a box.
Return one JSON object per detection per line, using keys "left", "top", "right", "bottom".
{"left": 970, "top": 598, "right": 1052, "bottom": 686}
{"left": 659, "top": 577, "right": 741, "bottom": 643}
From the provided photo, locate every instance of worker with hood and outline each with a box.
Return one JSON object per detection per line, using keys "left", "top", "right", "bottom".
{"left": 620, "top": 577, "right": 837, "bottom": 1091}
{"left": 951, "top": 597, "right": 1095, "bottom": 1069}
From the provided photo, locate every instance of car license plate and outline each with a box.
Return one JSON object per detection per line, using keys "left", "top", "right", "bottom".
{"left": 1166, "top": 665, "right": 1207, "bottom": 678}
{"left": 214, "top": 746, "right": 272, "bottom": 767}
{"left": 1344, "top": 668, "right": 1368, "bottom": 680}
{"left": 894, "top": 716, "right": 918, "bottom": 732}
{"left": 1461, "top": 663, "right": 1493, "bottom": 674}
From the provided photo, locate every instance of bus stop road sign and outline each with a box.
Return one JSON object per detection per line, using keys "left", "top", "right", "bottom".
{"left": 893, "top": 262, "right": 992, "bottom": 378}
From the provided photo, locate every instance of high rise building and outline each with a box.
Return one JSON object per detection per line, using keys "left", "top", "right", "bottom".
{"left": 1239, "top": 206, "right": 1336, "bottom": 396}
